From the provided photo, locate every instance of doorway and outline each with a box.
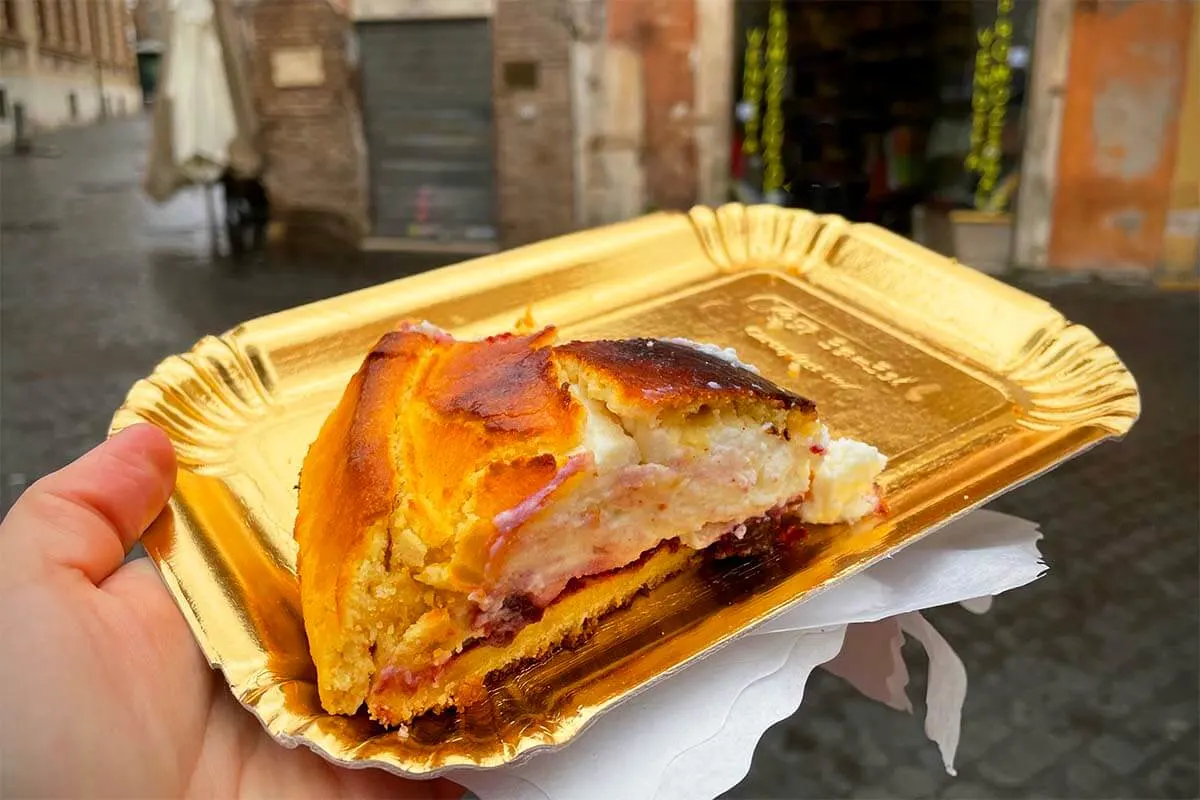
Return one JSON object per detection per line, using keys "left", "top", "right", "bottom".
{"left": 357, "top": 19, "right": 497, "bottom": 244}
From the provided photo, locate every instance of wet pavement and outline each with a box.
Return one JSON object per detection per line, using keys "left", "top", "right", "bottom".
{"left": 1, "top": 117, "right": 453, "bottom": 512}
{"left": 3, "top": 117, "right": 1198, "bottom": 799}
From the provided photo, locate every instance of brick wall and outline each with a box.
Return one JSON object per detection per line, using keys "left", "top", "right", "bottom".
{"left": 251, "top": 0, "right": 368, "bottom": 248}
{"left": 492, "top": 0, "right": 576, "bottom": 248}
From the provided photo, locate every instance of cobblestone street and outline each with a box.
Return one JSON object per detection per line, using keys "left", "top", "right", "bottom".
{"left": 2, "top": 117, "right": 1197, "bottom": 799}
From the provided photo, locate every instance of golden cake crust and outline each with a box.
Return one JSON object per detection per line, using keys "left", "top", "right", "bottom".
{"left": 295, "top": 323, "right": 822, "bottom": 721}
{"left": 294, "top": 330, "right": 430, "bottom": 713}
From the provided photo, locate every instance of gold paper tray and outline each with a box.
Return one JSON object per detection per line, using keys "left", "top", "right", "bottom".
{"left": 111, "top": 204, "right": 1139, "bottom": 776}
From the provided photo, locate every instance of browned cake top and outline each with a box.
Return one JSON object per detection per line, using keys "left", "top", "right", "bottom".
{"left": 425, "top": 328, "right": 579, "bottom": 436}
{"left": 555, "top": 337, "right": 816, "bottom": 415}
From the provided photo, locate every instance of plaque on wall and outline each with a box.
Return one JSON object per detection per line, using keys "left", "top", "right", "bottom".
{"left": 271, "top": 46, "right": 326, "bottom": 88}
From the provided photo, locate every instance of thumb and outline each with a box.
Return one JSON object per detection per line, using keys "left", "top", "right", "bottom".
{"left": 1, "top": 424, "right": 177, "bottom": 585}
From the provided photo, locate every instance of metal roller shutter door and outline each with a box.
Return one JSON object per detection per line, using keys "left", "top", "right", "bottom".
{"left": 358, "top": 20, "right": 496, "bottom": 242}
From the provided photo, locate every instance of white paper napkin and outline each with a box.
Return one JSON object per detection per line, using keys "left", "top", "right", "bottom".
{"left": 753, "top": 510, "right": 1045, "bottom": 634}
{"left": 450, "top": 510, "right": 1046, "bottom": 800}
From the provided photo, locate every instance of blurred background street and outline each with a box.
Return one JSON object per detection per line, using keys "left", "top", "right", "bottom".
{"left": 3, "top": 0, "right": 1200, "bottom": 794}
{"left": 3, "top": 112, "right": 1197, "bottom": 800}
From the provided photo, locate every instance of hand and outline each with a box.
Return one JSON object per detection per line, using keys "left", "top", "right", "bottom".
{"left": 0, "top": 424, "right": 462, "bottom": 799}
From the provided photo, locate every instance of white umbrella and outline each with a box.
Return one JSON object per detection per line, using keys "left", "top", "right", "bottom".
{"left": 163, "top": 0, "right": 238, "bottom": 184}
{"left": 143, "top": 0, "right": 260, "bottom": 253}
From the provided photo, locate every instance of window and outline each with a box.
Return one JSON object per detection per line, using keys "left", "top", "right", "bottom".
{"left": 111, "top": 2, "right": 124, "bottom": 62}
{"left": 36, "top": 0, "right": 59, "bottom": 43}
{"left": 75, "top": 0, "right": 89, "bottom": 52}
{"left": 1, "top": 0, "right": 18, "bottom": 35}
{"left": 95, "top": 0, "right": 108, "bottom": 58}
{"left": 58, "top": 0, "right": 75, "bottom": 47}
{"left": 34, "top": 0, "right": 47, "bottom": 40}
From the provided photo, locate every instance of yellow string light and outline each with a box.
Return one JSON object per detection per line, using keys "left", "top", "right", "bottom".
{"left": 966, "top": 0, "right": 1014, "bottom": 210}
{"left": 740, "top": 27, "right": 764, "bottom": 156}
{"left": 762, "top": 0, "right": 787, "bottom": 196}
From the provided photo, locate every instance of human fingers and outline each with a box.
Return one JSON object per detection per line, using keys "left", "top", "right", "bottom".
{"left": 1, "top": 424, "right": 177, "bottom": 585}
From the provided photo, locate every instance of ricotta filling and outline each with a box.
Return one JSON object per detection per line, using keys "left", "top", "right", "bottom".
{"left": 476, "top": 398, "right": 886, "bottom": 628}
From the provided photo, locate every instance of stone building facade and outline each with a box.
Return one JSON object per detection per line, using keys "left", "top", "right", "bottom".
{"left": 0, "top": 0, "right": 141, "bottom": 145}
{"left": 250, "top": 0, "right": 581, "bottom": 251}
{"left": 242, "top": 0, "right": 730, "bottom": 251}
{"left": 244, "top": 0, "right": 1196, "bottom": 279}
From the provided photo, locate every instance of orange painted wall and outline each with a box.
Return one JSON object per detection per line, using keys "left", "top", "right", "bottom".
{"left": 1162, "top": 9, "right": 1200, "bottom": 280}
{"left": 1049, "top": 0, "right": 1195, "bottom": 272}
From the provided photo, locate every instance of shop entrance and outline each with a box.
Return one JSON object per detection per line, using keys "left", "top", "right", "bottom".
{"left": 730, "top": 0, "right": 1033, "bottom": 243}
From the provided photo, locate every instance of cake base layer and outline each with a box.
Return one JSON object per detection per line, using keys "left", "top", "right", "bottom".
{"left": 366, "top": 542, "right": 699, "bottom": 726}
